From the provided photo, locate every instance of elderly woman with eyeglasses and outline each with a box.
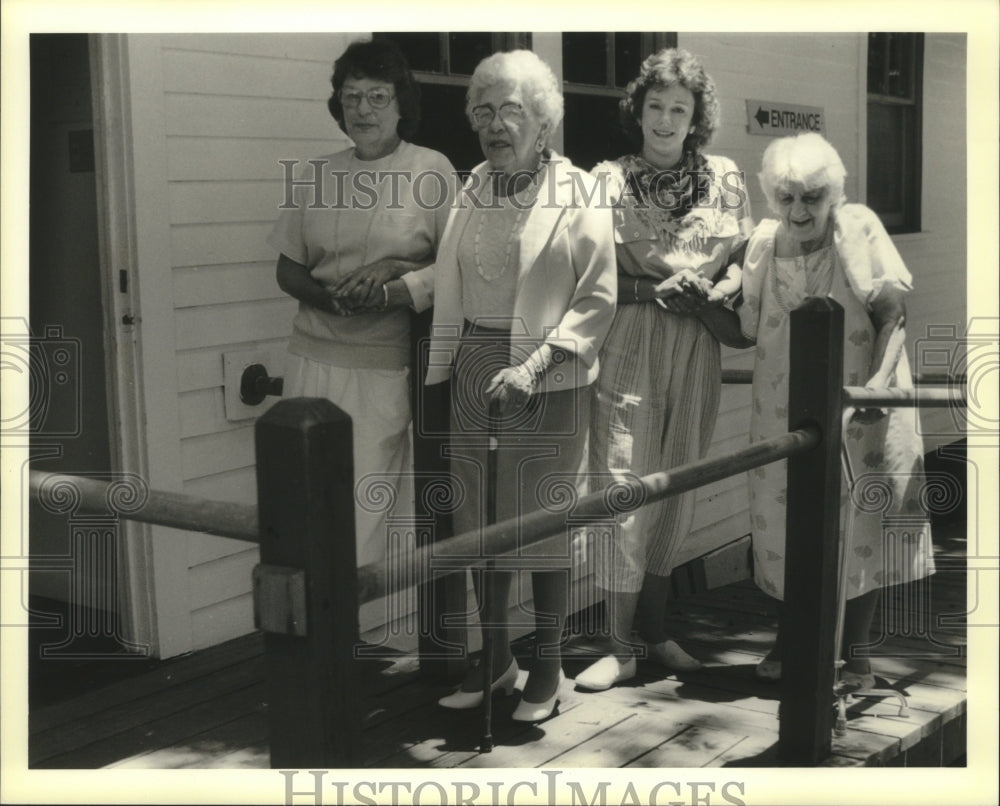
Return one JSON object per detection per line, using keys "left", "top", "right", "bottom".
{"left": 739, "top": 133, "right": 933, "bottom": 689}
{"left": 413, "top": 50, "right": 616, "bottom": 723}
{"left": 268, "top": 39, "right": 455, "bottom": 569}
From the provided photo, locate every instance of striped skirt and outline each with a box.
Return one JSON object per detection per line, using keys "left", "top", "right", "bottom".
{"left": 589, "top": 302, "right": 722, "bottom": 592}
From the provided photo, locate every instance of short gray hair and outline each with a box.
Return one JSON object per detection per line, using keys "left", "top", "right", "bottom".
{"left": 758, "top": 133, "right": 847, "bottom": 213}
{"left": 466, "top": 50, "right": 564, "bottom": 135}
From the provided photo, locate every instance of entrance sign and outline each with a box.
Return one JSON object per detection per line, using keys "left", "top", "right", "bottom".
{"left": 746, "top": 99, "right": 826, "bottom": 137}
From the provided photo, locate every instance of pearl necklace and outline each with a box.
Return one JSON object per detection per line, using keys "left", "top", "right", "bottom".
{"left": 472, "top": 171, "right": 542, "bottom": 282}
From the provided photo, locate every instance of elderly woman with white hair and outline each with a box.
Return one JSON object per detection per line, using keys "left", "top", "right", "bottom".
{"left": 738, "top": 133, "right": 933, "bottom": 689}
{"left": 417, "top": 50, "right": 616, "bottom": 722}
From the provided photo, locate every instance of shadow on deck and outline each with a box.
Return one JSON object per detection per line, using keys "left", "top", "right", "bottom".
{"left": 28, "top": 522, "right": 967, "bottom": 770}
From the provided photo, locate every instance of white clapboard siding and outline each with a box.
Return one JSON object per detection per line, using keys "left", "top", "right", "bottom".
{"left": 164, "top": 95, "right": 334, "bottom": 140}
{"left": 168, "top": 181, "right": 287, "bottom": 226}
{"left": 155, "top": 34, "right": 359, "bottom": 653}
{"left": 176, "top": 339, "right": 288, "bottom": 393}
{"left": 900, "top": 35, "right": 967, "bottom": 448}
{"left": 181, "top": 426, "right": 256, "bottom": 481}
{"left": 171, "top": 221, "right": 277, "bottom": 267}
{"left": 191, "top": 593, "right": 255, "bottom": 652}
{"left": 174, "top": 298, "right": 296, "bottom": 350}
{"left": 173, "top": 262, "right": 282, "bottom": 308}
{"left": 159, "top": 33, "right": 350, "bottom": 63}
{"left": 167, "top": 137, "right": 337, "bottom": 181}
{"left": 162, "top": 48, "right": 333, "bottom": 101}
{"left": 189, "top": 549, "right": 261, "bottom": 611}
{"left": 178, "top": 388, "right": 243, "bottom": 439}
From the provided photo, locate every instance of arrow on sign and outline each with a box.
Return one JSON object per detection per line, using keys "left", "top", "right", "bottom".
{"left": 754, "top": 107, "right": 769, "bottom": 128}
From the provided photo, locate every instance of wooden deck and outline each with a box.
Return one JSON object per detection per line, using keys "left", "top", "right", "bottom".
{"left": 29, "top": 523, "right": 967, "bottom": 770}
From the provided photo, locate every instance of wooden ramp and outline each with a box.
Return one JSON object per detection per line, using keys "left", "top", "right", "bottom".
{"left": 29, "top": 524, "right": 967, "bottom": 770}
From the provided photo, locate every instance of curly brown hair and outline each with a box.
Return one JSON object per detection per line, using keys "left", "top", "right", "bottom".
{"left": 620, "top": 48, "right": 720, "bottom": 154}
{"left": 327, "top": 38, "right": 422, "bottom": 140}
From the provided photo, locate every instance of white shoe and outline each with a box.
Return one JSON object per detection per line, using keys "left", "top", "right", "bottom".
{"left": 438, "top": 658, "right": 518, "bottom": 710}
{"left": 574, "top": 655, "right": 636, "bottom": 691}
{"left": 511, "top": 671, "right": 566, "bottom": 722}
{"left": 645, "top": 639, "right": 702, "bottom": 672}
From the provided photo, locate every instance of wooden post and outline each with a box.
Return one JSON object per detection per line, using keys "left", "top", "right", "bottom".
{"left": 254, "top": 397, "right": 361, "bottom": 768}
{"left": 779, "top": 297, "right": 844, "bottom": 764}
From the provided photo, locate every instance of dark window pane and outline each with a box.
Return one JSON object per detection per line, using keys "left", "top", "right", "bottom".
{"left": 867, "top": 103, "right": 905, "bottom": 216}
{"left": 407, "top": 82, "right": 482, "bottom": 174}
{"left": 867, "top": 33, "right": 887, "bottom": 94}
{"left": 562, "top": 93, "right": 632, "bottom": 171}
{"left": 378, "top": 32, "right": 442, "bottom": 73}
{"left": 562, "top": 33, "right": 608, "bottom": 86}
{"left": 449, "top": 33, "right": 494, "bottom": 75}
{"left": 613, "top": 32, "right": 642, "bottom": 87}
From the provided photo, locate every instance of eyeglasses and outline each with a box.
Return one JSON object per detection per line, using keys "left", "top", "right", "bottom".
{"left": 340, "top": 88, "right": 396, "bottom": 109}
{"left": 471, "top": 102, "right": 526, "bottom": 129}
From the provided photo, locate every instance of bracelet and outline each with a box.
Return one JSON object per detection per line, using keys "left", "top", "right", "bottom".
{"left": 377, "top": 283, "right": 389, "bottom": 312}
{"left": 633, "top": 278, "right": 640, "bottom": 303}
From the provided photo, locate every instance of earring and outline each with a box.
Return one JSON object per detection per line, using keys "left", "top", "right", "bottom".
{"left": 535, "top": 138, "right": 545, "bottom": 153}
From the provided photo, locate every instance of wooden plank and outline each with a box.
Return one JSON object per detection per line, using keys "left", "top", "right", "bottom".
{"left": 188, "top": 550, "right": 260, "bottom": 611}
{"left": 178, "top": 388, "right": 233, "bottom": 439}
{"left": 162, "top": 48, "right": 333, "bottom": 99}
{"left": 190, "top": 593, "right": 254, "bottom": 651}
{"left": 546, "top": 711, "right": 690, "bottom": 768}
{"left": 36, "top": 681, "right": 268, "bottom": 769}
{"left": 689, "top": 535, "right": 753, "bottom": 591}
{"left": 177, "top": 340, "right": 287, "bottom": 394}
{"left": 29, "top": 633, "right": 264, "bottom": 735}
{"left": 109, "top": 710, "right": 267, "bottom": 769}
{"left": 174, "top": 299, "right": 295, "bottom": 350}
{"left": 158, "top": 33, "right": 355, "bottom": 62}
{"left": 628, "top": 723, "right": 764, "bottom": 768}
{"left": 171, "top": 221, "right": 277, "bottom": 268}
{"left": 180, "top": 426, "right": 256, "bottom": 480}
{"left": 169, "top": 181, "right": 287, "bottom": 227}
{"left": 173, "top": 263, "right": 281, "bottom": 307}
{"left": 164, "top": 95, "right": 332, "bottom": 139}
{"left": 31, "top": 653, "right": 266, "bottom": 764}
{"left": 166, "top": 136, "right": 338, "bottom": 182}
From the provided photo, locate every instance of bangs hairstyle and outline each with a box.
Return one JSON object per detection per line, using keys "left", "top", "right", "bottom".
{"left": 327, "top": 38, "right": 421, "bottom": 140}
{"left": 758, "top": 133, "right": 847, "bottom": 213}
{"left": 620, "top": 48, "right": 719, "bottom": 153}
{"left": 466, "top": 50, "right": 564, "bottom": 133}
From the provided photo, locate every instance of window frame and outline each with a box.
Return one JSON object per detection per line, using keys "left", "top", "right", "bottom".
{"left": 866, "top": 32, "right": 924, "bottom": 235}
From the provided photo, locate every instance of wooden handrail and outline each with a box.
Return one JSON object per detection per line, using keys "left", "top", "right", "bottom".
{"left": 28, "top": 470, "right": 258, "bottom": 542}
{"left": 354, "top": 426, "right": 818, "bottom": 605}
{"left": 842, "top": 386, "right": 966, "bottom": 408}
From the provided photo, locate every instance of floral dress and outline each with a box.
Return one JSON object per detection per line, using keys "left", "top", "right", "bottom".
{"left": 738, "top": 206, "right": 934, "bottom": 600}
{"left": 589, "top": 153, "right": 752, "bottom": 592}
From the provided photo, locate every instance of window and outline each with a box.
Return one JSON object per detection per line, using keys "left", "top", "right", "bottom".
{"left": 867, "top": 33, "right": 923, "bottom": 234}
{"left": 561, "top": 33, "right": 676, "bottom": 170}
{"left": 377, "top": 33, "right": 529, "bottom": 172}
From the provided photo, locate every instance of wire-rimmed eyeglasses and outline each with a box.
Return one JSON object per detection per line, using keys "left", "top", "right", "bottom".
{"left": 471, "top": 102, "right": 526, "bottom": 129}
{"left": 340, "top": 88, "right": 396, "bottom": 109}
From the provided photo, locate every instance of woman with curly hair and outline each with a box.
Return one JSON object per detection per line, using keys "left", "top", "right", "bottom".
{"left": 577, "top": 48, "right": 752, "bottom": 691}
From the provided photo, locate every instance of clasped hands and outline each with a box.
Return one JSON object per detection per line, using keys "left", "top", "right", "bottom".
{"left": 653, "top": 268, "right": 725, "bottom": 315}
{"left": 323, "top": 259, "right": 402, "bottom": 316}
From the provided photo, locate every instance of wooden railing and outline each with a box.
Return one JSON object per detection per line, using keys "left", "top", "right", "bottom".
{"left": 28, "top": 297, "right": 967, "bottom": 768}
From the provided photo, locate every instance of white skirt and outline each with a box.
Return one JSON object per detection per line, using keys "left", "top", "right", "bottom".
{"left": 283, "top": 354, "right": 413, "bottom": 568}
